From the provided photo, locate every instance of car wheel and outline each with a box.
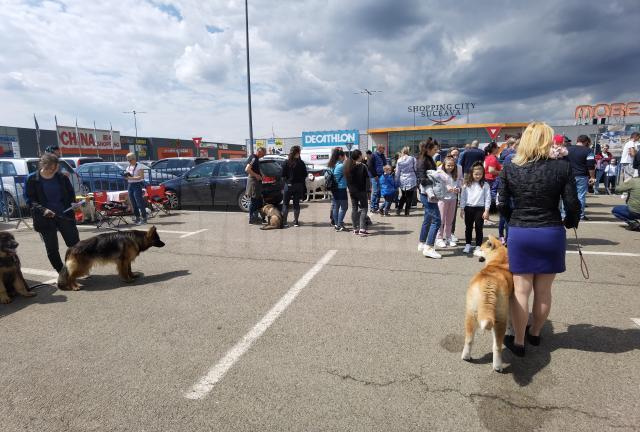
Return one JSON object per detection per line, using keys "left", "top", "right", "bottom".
{"left": 238, "top": 193, "right": 250, "bottom": 212}
{"left": 166, "top": 190, "right": 180, "bottom": 209}
{"left": 0, "top": 194, "right": 18, "bottom": 218}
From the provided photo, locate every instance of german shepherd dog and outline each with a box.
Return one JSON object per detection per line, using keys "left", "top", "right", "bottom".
{"left": 57, "top": 226, "right": 165, "bottom": 291}
{"left": 461, "top": 235, "right": 514, "bottom": 372}
{"left": 0, "top": 232, "right": 36, "bottom": 304}
{"left": 259, "top": 204, "right": 283, "bottom": 230}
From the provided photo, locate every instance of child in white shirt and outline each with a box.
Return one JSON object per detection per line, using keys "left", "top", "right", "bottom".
{"left": 604, "top": 158, "right": 618, "bottom": 194}
{"left": 460, "top": 162, "right": 491, "bottom": 255}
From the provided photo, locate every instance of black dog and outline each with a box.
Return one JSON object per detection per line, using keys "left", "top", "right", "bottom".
{"left": 0, "top": 232, "right": 36, "bottom": 304}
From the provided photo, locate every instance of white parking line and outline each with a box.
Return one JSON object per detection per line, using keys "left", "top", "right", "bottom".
{"left": 21, "top": 268, "right": 59, "bottom": 278}
{"left": 580, "top": 221, "right": 621, "bottom": 224}
{"left": 184, "top": 249, "right": 338, "bottom": 400}
{"left": 631, "top": 318, "right": 640, "bottom": 328}
{"left": 179, "top": 229, "right": 208, "bottom": 238}
{"left": 567, "top": 250, "right": 640, "bottom": 257}
{"left": 76, "top": 225, "right": 200, "bottom": 236}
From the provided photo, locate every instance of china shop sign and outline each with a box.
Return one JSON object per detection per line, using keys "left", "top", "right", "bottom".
{"left": 57, "top": 126, "right": 121, "bottom": 150}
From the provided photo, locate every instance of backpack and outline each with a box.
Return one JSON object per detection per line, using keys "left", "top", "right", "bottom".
{"left": 419, "top": 170, "right": 447, "bottom": 200}
{"left": 324, "top": 168, "right": 337, "bottom": 190}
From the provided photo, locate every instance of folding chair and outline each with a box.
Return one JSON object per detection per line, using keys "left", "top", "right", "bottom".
{"left": 93, "top": 191, "right": 129, "bottom": 228}
{"left": 145, "top": 185, "right": 171, "bottom": 218}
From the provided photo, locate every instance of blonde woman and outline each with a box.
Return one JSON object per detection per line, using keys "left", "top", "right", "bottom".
{"left": 394, "top": 146, "right": 417, "bottom": 216}
{"left": 497, "top": 122, "right": 580, "bottom": 357}
{"left": 124, "top": 152, "right": 147, "bottom": 225}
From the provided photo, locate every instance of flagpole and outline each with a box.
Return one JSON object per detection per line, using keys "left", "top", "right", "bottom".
{"left": 75, "top": 118, "right": 83, "bottom": 156}
{"left": 110, "top": 122, "right": 116, "bottom": 161}
{"left": 34, "top": 114, "right": 41, "bottom": 156}
{"left": 93, "top": 121, "right": 101, "bottom": 158}
{"left": 54, "top": 115, "right": 63, "bottom": 157}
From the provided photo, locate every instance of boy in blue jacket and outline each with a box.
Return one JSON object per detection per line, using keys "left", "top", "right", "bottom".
{"left": 379, "top": 165, "right": 398, "bottom": 216}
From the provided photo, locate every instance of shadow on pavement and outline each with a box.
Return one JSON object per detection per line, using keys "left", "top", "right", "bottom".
{"left": 0, "top": 280, "right": 66, "bottom": 319}
{"left": 76, "top": 270, "right": 191, "bottom": 291}
{"left": 566, "top": 237, "right": 619, "bottom": 246}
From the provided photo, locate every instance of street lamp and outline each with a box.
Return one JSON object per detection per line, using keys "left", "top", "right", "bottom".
{"left": 123, "top": 110, "right": 146, "bottom": 158}
{"left": 355, "top": 89, "right": 382, "bottom": 149}
{"left": 244, "top": 0, "right": 255, "bottom": 155}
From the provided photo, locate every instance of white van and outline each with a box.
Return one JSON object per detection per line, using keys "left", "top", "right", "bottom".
{"left": 300, "top": 147, "right": 334, "bottom": 170}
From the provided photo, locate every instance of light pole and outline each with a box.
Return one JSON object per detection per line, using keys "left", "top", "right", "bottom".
{"left": 245, "top": 0, "right": 255, "bottom": 156}
{"left": 123, "top": 110, "right": 146, "bottom": 158}
{"left": 355, "top": 89, "right": 381, "bottom": 150}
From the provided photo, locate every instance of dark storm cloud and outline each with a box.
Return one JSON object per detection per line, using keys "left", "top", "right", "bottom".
{"left": 336, "top": 0, "right": 427, "bottom": 38}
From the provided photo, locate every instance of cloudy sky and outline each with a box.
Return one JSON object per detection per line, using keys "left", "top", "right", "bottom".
{"left": 1, "top": 0, "right": 639, "bottom": 142}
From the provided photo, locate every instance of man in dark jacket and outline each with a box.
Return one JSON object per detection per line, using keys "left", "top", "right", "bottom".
{"left": 459, "top": 140, "right": 484, "bottom": 175}
{"left": 367, "top": 144, "right": 387, "bottom": 213}
{"left": 25, "top": 154, "right": 80, "bottom": 272}
{"left": 566, "top": 135, "right": 596, "bottom": 220}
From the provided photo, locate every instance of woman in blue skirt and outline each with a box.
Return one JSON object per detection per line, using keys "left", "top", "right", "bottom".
{"left": 497, "top": 122, "right": 580, "bottom": 357}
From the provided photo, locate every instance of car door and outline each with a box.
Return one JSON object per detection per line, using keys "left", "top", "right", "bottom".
{"left": 180, "top": 162, "right": 217, "bottom": 206}
{"left": 213, "top": 162, "right": 245, "bottom": 206}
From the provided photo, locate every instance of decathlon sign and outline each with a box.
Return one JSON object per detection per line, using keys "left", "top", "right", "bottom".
{"left": 301, "top": 129, "right": 360, "bottom": 148}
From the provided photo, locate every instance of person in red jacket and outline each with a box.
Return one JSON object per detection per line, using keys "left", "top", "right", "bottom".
{"left": 484, "top": 142, "right": 502, "bottom": 210}
{"left": 594, "top": 144, "right": 612, "bottom": 194}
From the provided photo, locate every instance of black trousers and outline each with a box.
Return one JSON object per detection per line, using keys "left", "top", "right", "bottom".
{"left": 397, "top": 187, "right": 416, "bottom": 215}
{"left": 464, "top": 206, "right": 485, "bottom": 246}
{"left": 39, "top": 218, "right": 80, "bottom": 272}
{"left": 282, "top": 183, "right": 304, "bottom": 224}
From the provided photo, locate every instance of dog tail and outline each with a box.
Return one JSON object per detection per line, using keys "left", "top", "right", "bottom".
{"left": 260, "top": 225, "right": 278, "bottom": 230}
{"left": 57, "top": 264, "right": 70, "bottom": 290}
{"left": 478, "top": 280, "right": 497, "bottom": 330}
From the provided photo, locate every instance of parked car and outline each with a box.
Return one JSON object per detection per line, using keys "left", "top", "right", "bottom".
{"left": 60, "top": 156, "right": 104, "bottom": 168}
{"left": 0, "top": 158, "right": 83, "bottom": 217}
{"left": 162, "top": 158, "right": 284, "bottom": 211}
{"left": 150, "top": 157, "right": 211, "bottom": 177}
{"left": 76, "top": 162, "right": 176, "bottom": 192}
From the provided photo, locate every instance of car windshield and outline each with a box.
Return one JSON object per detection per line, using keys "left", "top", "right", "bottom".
{"left": 260, "top": 160, "right": 282, "bottom": 177}
{"left": 117, "top": 162, "right": 151, "bottom": 170}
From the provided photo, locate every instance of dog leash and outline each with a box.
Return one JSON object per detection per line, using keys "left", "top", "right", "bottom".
{"left": 572, "top": 228, "right": 590, "bottom": 280}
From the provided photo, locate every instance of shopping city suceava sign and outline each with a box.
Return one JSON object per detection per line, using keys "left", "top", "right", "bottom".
{"left": 575, "top": 102, "right": 640, "bottom": 121}
{"left": 408, "top": 103, "right": 476, "bottom": 124}
{"left": 301, "top": 129, "right": 360, "bottom": 148}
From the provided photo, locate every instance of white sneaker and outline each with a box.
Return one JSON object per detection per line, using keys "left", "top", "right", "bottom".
{"left": 463, "top": 244, "right": 472, "bottom": 254}
{"left": 418, "top": 242, "right": 426, "bottom": 251}
{"left": 435, "top": 239, "right": 447, "bottom": 249}
{"left": 450, "top": 234, "right": 458, "bottom": 243}
{"left": 423, "top": 246, "right": 442, "bottom": 259}
{"left": 448, "top": 238, "right": 457, "bottom": 247}
{"left": 473, "top": 246, "right": 483, "bottom": 257}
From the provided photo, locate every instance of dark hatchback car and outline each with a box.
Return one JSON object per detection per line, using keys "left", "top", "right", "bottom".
{"left": 150, "top": 157, "right": 210, "bottom": 177}
{"left": 161, "top": 159, "right": 284, "bottom": 211}
{"left": 76, "top": 162, "right": 176, "bottom": 192}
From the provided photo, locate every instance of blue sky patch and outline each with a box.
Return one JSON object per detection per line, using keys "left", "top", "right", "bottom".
{"left": 206, "top": 24, "right": 223, "bottom": 34}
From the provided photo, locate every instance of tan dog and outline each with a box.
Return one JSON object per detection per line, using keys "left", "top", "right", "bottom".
{"left": 259, "top": 204, "right": 282, "bottom": 230}
{"left": 461, "top": 235, "right": 514, "bottom": 372}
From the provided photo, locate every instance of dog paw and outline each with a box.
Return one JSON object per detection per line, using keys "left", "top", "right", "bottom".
{"left": 461, "top": 350, "right": 472, "bottom": 362}
{"left": 0, "top": 294, "right": 11, "bottom": 304}
{"left": 71, "top": 285, "right": 81, "bottom": 291}
{"left": 493, "top": 363, "right": 505, "bottom": 373}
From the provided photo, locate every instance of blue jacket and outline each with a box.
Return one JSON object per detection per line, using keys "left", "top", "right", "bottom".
{"left": 333, "top": 161, "right": 347, "bottom": 189}
{"left": 380, "top": 173, "right": 397, "bottom": 196}
{"left": 367, "top": 151, "right": 386, "bottom": 177}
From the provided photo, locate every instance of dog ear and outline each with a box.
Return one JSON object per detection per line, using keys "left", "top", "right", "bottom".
{"left": 147, "top": 225, "right": 157, "bottom": 236}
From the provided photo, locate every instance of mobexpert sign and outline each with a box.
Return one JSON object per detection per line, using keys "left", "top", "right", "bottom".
{"left": 301, "top": 129, "right": 359, "bottom": 148}
{"left": 575, "top": 102, "right": 640, "bottom": 121}
{"left": 408, "top": 103, "right": 476, "bottom": 123}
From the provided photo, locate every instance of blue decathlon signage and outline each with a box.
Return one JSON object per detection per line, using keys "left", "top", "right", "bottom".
{"left": 301, "top": 129, "right": 360, "bottom": 148}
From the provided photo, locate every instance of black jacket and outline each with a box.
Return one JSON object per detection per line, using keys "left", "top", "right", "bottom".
{"left": 497, "top": 159, "right": 580, "bottom": 229}
{"left": 25, "top": 171, "right": 76, "bottom": 232}
{"left": 346, "top": 162, "right": 369, "bottom": 194}
{"left": 282, "top": 159, "right": 308, "bottom": 184}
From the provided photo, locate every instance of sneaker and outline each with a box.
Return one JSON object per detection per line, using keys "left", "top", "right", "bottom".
{"left": 384, "top": 211, "right": 390, "bottom": 216}
{"left": 463, "top": 244, "right": 472, "bottom": 254}
{"left": 499, "top": 236, "right": 506, "bottom": 245}
{"left": 450, "top": 234, "right": 458, "bottom": 243}
{"left": 370, "top": 208, "right": 378, "bottom": 214}
{"left": 503, "top": 335, "right": 525, "bottom": 357}
{"left": 448, "top": 238, "right": 457, "bottom": 247}
{"left": 422, "top": 246, "right": 442, "bottom": 259}
{"left": 353, "top": 229, "right": 359, "bottom": 235}
{"left": 283, "top": 223, "right": 290, "bottom": 228}
{"left": 473, "top": 246, "right": 483, "bottom": 257}
{"left": 358, "top": 229, "right": 370, "bottom": 236}
{"left": 435, "top": 239, "right": 447, "bottom": 249}
{"left": 131, "top": 218, "right": 140, "bottom": 225}
{"left": 418, "top": 242, "right": 426, "bottom": 251}
{"left": 395, "top": 209, "right": 401, "bottom": 216}
{"left": 294, "top": 221, "right": 300, "bottom": 227}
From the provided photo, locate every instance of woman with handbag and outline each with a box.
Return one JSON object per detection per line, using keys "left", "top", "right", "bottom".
{"left": 498, "top": 122, "right": 580, "bottom": 357}
{"left": 394, "top": 146, "right": 418, "bottom": 216}
{"left": 417, "top": 140, "right": 442, "bottom": 259}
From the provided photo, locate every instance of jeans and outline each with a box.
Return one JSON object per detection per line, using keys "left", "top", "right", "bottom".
{"left": 464, "top": 206, "right": 485, "bottom": 246}
{"left": 370, "top": 177, "right": 381, "bottom": 211}
{"left": 350, "top": 191, "right": 368, "bottom": 230}
{"left": 39, "top": 218, "right": 80, "bottom": 272}
{"left": 128, "top": 182, "right": 147, "bottom": 221}
{"left": 612, "top": 205, "right": 640, "bottom": 226}
{"left": 594, "top": 169, "right": 605, "bottom": 193}
{"left": 249, "top": 197, "right": 263, "bottom": 222}
{"left": 382, "top": 193, "right": 396, "bottom": 213}
{"left": 332, "top": 188, "right": 348, "bottom": 226}
{"left": 282, "top": 183, "right": 304, "bottom": 224}
{"left": 498, "top": 215, "right": 509, "bottom": 239}
{"left": 436, "top": 199, "right": 456, "bottom": 240}
{"left": 575, "top": 176, "right": 588, "bottom": 219}
{"left": 419, "top": 194, "right": 441, "bottom": 246}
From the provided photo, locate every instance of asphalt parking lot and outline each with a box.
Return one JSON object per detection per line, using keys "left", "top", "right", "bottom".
{"left": 1, "top": 194, "right": 639, "bottom": 432}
